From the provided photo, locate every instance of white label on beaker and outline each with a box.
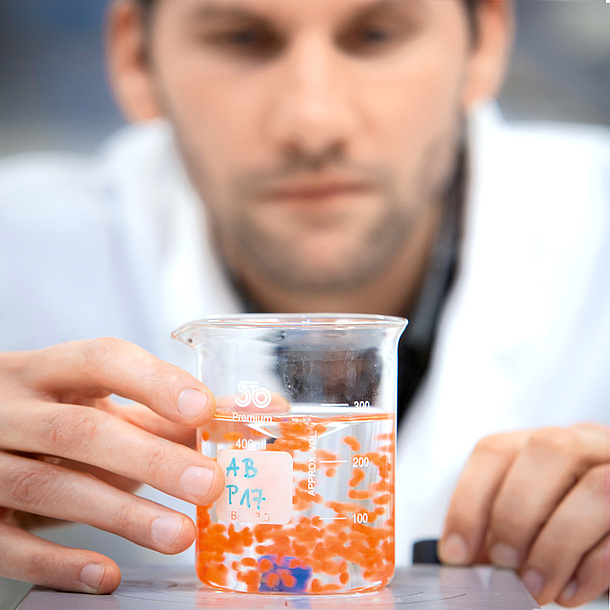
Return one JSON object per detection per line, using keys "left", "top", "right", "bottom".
{"left": 216, "top": 449, "right": 293, "bottom": 525}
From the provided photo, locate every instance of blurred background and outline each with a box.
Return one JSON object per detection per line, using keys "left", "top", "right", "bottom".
{"left": 0, "top": 0, "right": 609, "bottom": 157}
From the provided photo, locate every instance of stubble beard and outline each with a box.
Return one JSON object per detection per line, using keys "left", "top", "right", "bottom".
{"left": 212, "top": 190, "right": 426, "bottom": 294}
{"left": 173, "top": 121, "right": 462, "bottom": 297}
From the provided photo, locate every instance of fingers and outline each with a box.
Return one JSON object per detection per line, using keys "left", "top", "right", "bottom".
{"left": 440, "top": 427, "right": 606, "bottom": 566}
{"left": 11, "top": 338, "right": 215, "bottom": 426}
{"left": 438, "top": 430, "right": 529, "bottom": 564}
{"left": 439, "top": 424, "right": 609, "bottom": 607}
{"left": 0, "top": 339, "right": 222, "bottom": 594}
{"left": 0, "top": 404, "right": 224, "bottom": 506}
{"left": 0, "top": 521, "right": 121, "bottom": 593}
{"left": 487, "top": 426, "right": 605, "bottom": 570}
{"left": 0, "top": 452, "right": 197, "bottom": 555}
{"left": 99, "top": 398, "right": 197, "bottom": 448}
{"left": 556, "top": 531, "right": 610, "bottom": 607}
{"left": 518, "top": 464, "right": 609, "bottom": 606}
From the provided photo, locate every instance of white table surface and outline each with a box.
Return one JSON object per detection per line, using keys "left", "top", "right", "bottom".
{"left": 2, "top": 565, "right": 607, "bottom": 610}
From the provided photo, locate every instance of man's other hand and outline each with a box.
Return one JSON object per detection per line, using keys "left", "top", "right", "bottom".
{"left": 439, "top": 423, "right": 610, "bottom": 607}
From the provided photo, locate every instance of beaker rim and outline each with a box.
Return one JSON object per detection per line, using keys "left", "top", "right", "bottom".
{"left": 172, "top": 313, "right": 408, "bottom": 334}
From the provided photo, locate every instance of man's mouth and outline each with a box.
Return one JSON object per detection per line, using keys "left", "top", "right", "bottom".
{"left": 263, "top": 178, "right": 373, "bottom": 203}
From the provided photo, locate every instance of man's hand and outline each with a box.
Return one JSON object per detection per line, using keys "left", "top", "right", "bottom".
{"left": 0, "top": 338, "right": 224, "bottom": 594}
{"left": 439, "top": 423, "right": 610, "bottom": 607}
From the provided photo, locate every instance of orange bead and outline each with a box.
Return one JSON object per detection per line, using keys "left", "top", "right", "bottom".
{"left": 266, "top": 572, "right": 280, "bottom": 588}
{"left": 283, "top": 573, "right": 297, "bottom": 588}
{"left": 343, "top": 436, "right": 361, "bottom": 451}
{"left": 313, "top": 542, "right": 328, "bottom": 561}
{"left": 303, "top": 530, "right": 319, "bottom": 542}
{"left": 317, "top": 449, "right": 338, "bottom": 461}
{"left": 292, "top": 541, "right": 307, "bottom": 555}
{"left": 311, "top": 579, "right": 323, "bottom": 593}
{"left": 373, "top": 493, "right": 391, "bottom": 505}
{"left": 273, "top": 534, "right": 291, "bottom": 547}
{"left": 348, "top": 489, "right": 370, "bottom": 500}
{"left": 348, "top": 468, "right": 365, "bottom": 487}
{"left": 369, "top": 480, "right": 388, "bottom": 492}
{"left": 243, "top": 570, "right": 260, "bottom": 592}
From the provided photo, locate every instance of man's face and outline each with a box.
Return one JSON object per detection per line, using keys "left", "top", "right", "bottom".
{"left": 143, "top": 0, "right": 483, "bottom": 293}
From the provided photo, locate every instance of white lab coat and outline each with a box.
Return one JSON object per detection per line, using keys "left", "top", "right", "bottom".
{"left": 1, "top": 104, "right": 609, "bottom": 567}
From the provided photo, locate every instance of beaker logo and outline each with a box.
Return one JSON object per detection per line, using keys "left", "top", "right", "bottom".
{"left": 235, "top": 381, "right": 272, "bottom": 409}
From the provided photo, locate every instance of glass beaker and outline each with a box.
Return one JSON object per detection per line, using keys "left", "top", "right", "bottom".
{"left": 172, "top": 314, "right": 407, "bottom": 594}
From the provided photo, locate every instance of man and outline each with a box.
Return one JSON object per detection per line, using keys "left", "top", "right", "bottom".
{"left": 0, "top": 0, "right": 608, "bottom": 606}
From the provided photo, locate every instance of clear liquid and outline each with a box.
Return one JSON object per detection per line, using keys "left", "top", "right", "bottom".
{"left": 196, "top": 407, "right": 395, "bottom": 594}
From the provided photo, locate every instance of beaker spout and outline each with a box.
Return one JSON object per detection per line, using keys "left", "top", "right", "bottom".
{"left": 171, "top": 322, "right": 201, "bottom": 348}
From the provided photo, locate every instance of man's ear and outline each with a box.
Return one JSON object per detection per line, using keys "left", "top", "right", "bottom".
{"left": 461, "top": 0, "right": 514, "bottom": 108}
{"left": 106, "top": 0, "right": 162, "bottom": 122}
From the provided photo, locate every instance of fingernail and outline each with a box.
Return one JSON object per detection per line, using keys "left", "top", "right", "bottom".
{"left": 560, "top": 579, "right": 578, "bottom": 602}
{"left": 177, "top": 388, "right": 209, "bottom": 420}
{"left": 151, "top": 515, "right": 184, "bottom": 549}
{"left": 440, "top": 534, "right": 469, "bottom": 564}
{"left": 179, "top": 466, "right": 215, "bottom": 502}
{"left": 523, "top": 568, "right": 545, "bottom": 599}
{"left": 489, "top": 542, "right": 520, "bottom": 569}
{"left": 80, "top": 563, "right": 105, "bottom": 593}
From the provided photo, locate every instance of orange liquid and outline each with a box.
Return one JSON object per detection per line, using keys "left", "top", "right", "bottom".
{"left": 196, "top": 410, "right": 395, "bottom": 594}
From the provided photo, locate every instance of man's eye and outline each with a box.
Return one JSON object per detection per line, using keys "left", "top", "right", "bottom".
{"left": 360, "top": 27, "right": 394, "bottom": 44}
{"left": 205, "top": 27, "right": 282, "bottom": 59}
{"left": 223, "top": 29, "right": 264, "bottom": 46}
{"left": 338, "top": 19, "right": 416, "bottom": 56}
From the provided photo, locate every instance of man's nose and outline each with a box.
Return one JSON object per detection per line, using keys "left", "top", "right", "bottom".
{"left": 265, "top": 35, "right": 358, "bottom": 158}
